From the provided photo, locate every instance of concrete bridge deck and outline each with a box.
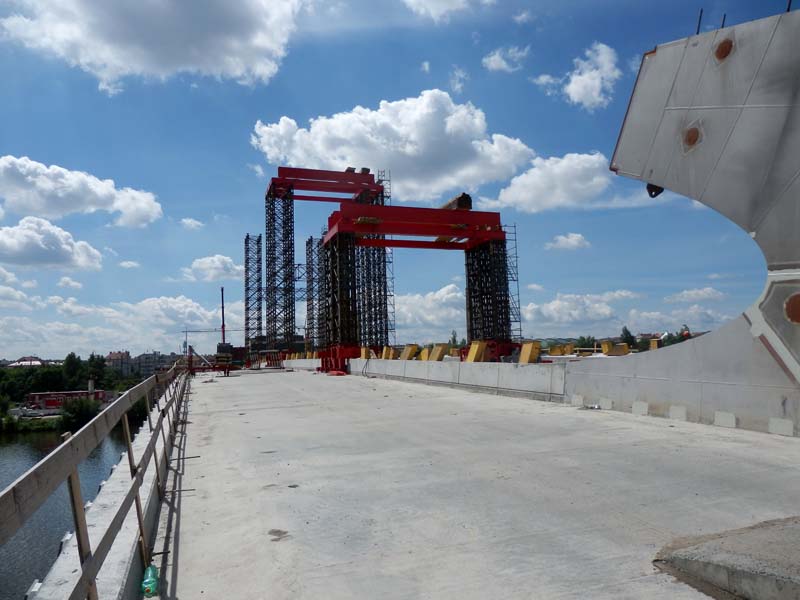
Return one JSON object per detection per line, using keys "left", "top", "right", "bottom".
{"left": 154, "top": 369, "right": 800, "bottom": 599}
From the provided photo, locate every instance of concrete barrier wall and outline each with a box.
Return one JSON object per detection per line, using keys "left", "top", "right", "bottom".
{"left": 565, "top": 317, "right": 799, "bottom": 436}
{"left": 348, "top": 358, "right": 566, "bottom": 401}
{"left": 284, "top": 359, "right": 320, "bottom": 371}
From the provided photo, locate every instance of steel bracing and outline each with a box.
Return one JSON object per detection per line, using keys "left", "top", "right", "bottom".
{"left": 504, "top": 224, "right": 523, "bottom": 341}
{"left": 243, "top": 234, "right": 263, "bottom": 346}
{"left": 265, "top": 188, "right": 295, "bottom": 349}
{"left": 465, "top": 240, "right": 512, "bottom": 343}
{"left": 325, "top": 233, "right": 359, "bottom": 347}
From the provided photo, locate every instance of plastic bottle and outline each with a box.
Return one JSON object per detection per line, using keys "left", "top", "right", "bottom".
{"left": 141, "top": 564, "right": 159, "bottom": 597}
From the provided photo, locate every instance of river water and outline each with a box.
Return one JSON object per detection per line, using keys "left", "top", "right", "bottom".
{"left": 0, "top": 429, "right": 129, "bottom": 600}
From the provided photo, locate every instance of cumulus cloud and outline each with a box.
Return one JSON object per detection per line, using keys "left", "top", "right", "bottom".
{"left": 0, "top": 156, "right": 162, "bottom": 227}
{"left": 252, "top": 89, "right": 533, "bottom": 202}
{"left": 482, "top": 46, "right": 529, "bottom": 73}
{"left": 533, "top": 42, "right": 622, "bottom": 111}
{"left": 180, "top": 255, "right": 244, "bottom": 282}
{"left": 0, "top": 266, "right": 17, "bottom": 285}
{"left": 628, "top": 304, "right": 730, "bottom": 333}
{"left": 395, "top": 283, "right": 466, "bottom": 342}
{"left": 0, "top": 285, "right": 44, "bottom": 311}
{"left": 402, "top": 0, "right": 492, "bottom": 22}
{"left": 513, "top": 10, "right": 533, "bottom": 24}
{"left": 0, "top": 0, "right": 304, "bottom": 94}
{"left": 247, "top": 164, "right": 265, "bottom": 178}
{"left": 527, "top": 283, "right": 544, "bottom": 291}
{"left": 0, "top": 217, "right": 102, "bottom": 270}
{"left": 544, "top": 232, "right": 590, "bottom": 251}
{"left": 119, "top": 260, "right": 140, "bottom": 269}
{"left": 421, "top": 60, "right": 431, "bottom": 73}
{"left": 664, "top": 287, "right": 726, "bottom": 303}
{"left": 523, "top": 289, "right": 637, "bottom": 326}
{"left": 449, "top": 66, "right": 468, "bottom": 93}
{"left": 180, "top": 217, "right": 204, "bottom": 230}
{"left": 57, "top": 276, "right": 82, "bottom": 290}
{"left": 479, "top": 151, "right": 669, "bottom": 214}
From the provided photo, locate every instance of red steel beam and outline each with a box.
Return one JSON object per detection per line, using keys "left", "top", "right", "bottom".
{"left": 291, "top": 194, "right": 350, "bottom": 203}
{"left": 337, "top": 202, "right": 502, "bottom": 227}
{"left": 277, "top": 166, "right": 376, "bottom": 185}
{"left": 356, "top": 238, "right": 469, "bottom": 250}
{"left": 271, "top": 179, "right": 383, "bottom": 195}
{"left": 338, "top": 221, "right": 506, "bottom": 239}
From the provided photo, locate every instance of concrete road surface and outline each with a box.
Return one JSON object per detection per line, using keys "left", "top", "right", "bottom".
{"left": 154, "top": 369, "right": 800, "bottom": 599}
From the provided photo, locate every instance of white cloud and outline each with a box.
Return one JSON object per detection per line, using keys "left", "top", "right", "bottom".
{"left": 449, "top": 66, "right": 468, "bottom": 93}
{"left": 21, "top": 279, "right": 37, "bottom": 289}
{"left": 421, "top": 60, "right": 431, "bottom": 73}
{"left": 523, "top": 290, "right": 634, "bottom": 325}
{"left": 247, "top": 164, "right": 265, "bottom": 178}
{"left": 533, "top": 42, "right": 622, "bottom": 111}
{"left": 0, "top": 266, "right": 18, "bottom": 285}
{"left": 57, "top": 276, "right": 82, "bottom": 290}
{"left": 0, "top": 155, "right": 162, "bottom": 227}
{"left": 180, "top": 255, "right": 244, "bottom": 282}
{"left": 402, "top": 0, "right": 486, "bottom": 22}
{"left": 0, "top": 217, "right": 102, "bottom": 270}
{"left": 180, "top": 217, "right": 205, "bottom": 230}
{"left": 104, "top": 246, "right": 118, "bottom": 256}
{"left": 395, "top": 283, "right": 466, "bottom": 342}
{"left": 513, "top": 10, "right": 533, "bottom": 24}
{"left": 482, "top": 46, "right": 529, "bottom": 73}
{"left": 0, "top": 1, "right": 304, "bottom": 94}
{"left": 119, "top": 260, "right": 140, "bottom": 269}
{"left": 544, "top": 232, "right": 590, "bottom": 251}
{"left": 479, "top": 151, "right": 670, "bottom": 214}
{"left": 0, "top": 285, "right": 42, "bottom": 311}
{"left": 252, "top": 89, "right": 533, "bottom": 202}
{"left": 527, "top": 283, "right": 544, "bottom": 291}
{"left": 664, "top": 287, "right": 726, "bottom": 303}
{"left": 628, "top": 304, "right": 730, "bottom": 333}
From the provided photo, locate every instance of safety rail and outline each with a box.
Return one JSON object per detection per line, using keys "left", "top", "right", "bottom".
{"left": 0, "top": 363, "right": 189, "bottom": 600}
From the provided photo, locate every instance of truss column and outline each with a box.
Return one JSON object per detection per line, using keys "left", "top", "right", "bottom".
{"left": 244, "top": 234, "right": 263, "bottom": 347}
{"left": 465, "top": 240, "right": 512, "bottom": 342}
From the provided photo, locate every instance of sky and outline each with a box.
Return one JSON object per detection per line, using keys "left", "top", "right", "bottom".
{"left": 0, "top": 0, "right": 784, "bottom": 358}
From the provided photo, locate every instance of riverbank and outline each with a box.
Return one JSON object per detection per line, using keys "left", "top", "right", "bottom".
{"left": 1, "top": 415, "right": 61, "bottom": 433}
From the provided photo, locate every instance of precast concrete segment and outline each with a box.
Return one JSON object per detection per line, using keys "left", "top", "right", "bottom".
{"left": 155, "top": 370, "right": 800, "bottom": 600}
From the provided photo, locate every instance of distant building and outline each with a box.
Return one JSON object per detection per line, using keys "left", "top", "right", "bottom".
{"left": 7, "top": 356, "right": 43, "bottom": 368}
{"left": 106, "top": 350, "right": 132, "bottom": 376}
{"left": 132, "top": 351, "right": 182, "bottom": 377}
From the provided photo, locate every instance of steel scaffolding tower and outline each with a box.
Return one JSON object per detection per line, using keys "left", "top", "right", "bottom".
{"left": 325, "top": 233, "right": 359, "bottom": 347}
{"left": 265, "top": 188, "right": 295, "bottom": 349}
{"left": 504, "top": 224, "right": 523, "bottom": 341}
{"left": 465, "top": 240, "right": 512, "bottom": 342}
{"left": 377, "top": 169, "right": 396, "bottom": 345}
{"left": 243, "top": 233, "right": 263, "bottom": 346}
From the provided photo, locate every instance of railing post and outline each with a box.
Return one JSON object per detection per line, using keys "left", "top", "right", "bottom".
{"left": 61, "top": 432, "right": 99, "bottom": 600}
{"left": 121, "top": 414, "right": 151, "bottom": 567}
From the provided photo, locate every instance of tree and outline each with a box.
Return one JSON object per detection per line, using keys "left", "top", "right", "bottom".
{"left": 621, "top": 326, "right": 636, "bottom": 348}
{"left": 87, "top": 353, "right": 106, "bottom": 384}
{"left": 60, "top": 397, "right": 100, "bottom": 432}
{"left": 576, "top": 336, "right": 596, "bottom": 350}
{"left": 449, "top": 330, "right": 458, "bottom": 347}
{"left": 0, "top": 394, "right": 9, "bottom": 416}
{"left": 63, "top": 352, "right": 83, "bottom": 389}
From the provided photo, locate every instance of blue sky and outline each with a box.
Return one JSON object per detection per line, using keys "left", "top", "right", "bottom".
{"left": 0, "top": 0, "right": 782, "bottom": 358}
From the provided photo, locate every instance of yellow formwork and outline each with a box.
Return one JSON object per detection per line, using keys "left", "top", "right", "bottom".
{"left": 563, "top": 343, "right": 575, "bottom": 355}
{"left": 600, "top": 340, "right": 613, "bottom": 355}
{"left": 381, "top": 346, "right": 397, "bottom": 359}
{"left": 518, "top": 341, "right": 541, "bottom": 364}
{"left": 428, "top": 344, "right": 448, "bottom": 361}
{"left": 649, "top": 338, "right": 661, "bottom": 351}
{"left": 548, "top": 344, "right": 564, "bottom": 356}
{"left": 419, "top": 347, "right": 430, "bottom": 361}
{"left": 606, "top": 343, "right": 630, "bottom": 356}
{"left": 360, "top": 347, "right": 370, "bottom": 359}
{"left": 466, "top": 341, "right": 488, "bottom": 362}
{"left": 399, "top": 344, "right": 419, "bottom": 360}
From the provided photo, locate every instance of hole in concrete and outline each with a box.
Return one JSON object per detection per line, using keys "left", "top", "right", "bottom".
{"left": 785, "top": 293, "right": 800, "bottom": 324}
{"left": 684, "top": 127, "right": 701, "bottom": 148}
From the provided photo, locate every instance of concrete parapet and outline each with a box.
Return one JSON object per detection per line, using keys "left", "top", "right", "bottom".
{"left": 348, "top": 358, "right": 566, "bottom": 401}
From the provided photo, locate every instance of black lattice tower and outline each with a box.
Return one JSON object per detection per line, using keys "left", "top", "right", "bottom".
{"left": 377, "top": 168, "right": 396, "bottom": 345}
{"left": 325, "top": 233, "right": 359, "bottom": 347}
{"left": 244, "top": 233, "right": 263, "bottom": 346}
{"left": 305, "top": 237, "right": 318, "bottom": 348}
{"left": 265, "top": 188, "right": 295, "bottom": 349}
{"left": 315, "top": 236, "right": 328, "bottom": 349}
{"left": 465, "top": 240, "right": 512, "bottom": 342}
{"left": 504, "top": 224, "right": 523, "bottom": 341}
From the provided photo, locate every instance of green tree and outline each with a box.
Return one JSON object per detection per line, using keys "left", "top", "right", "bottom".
{"left": 621, "top": 326, "right": 636, "bottom": 348}
{"left": 63, "top": 352, "right": 83, "bottom": 389}
{"left": 87, "top": 353, "right": 106, "bottom": 385}
{"left": 449, "top": 330, "right": 458, "bottom": 346}
{"left": 576, "top": 335, "right": 596, "bottom": 350}
{"left": 0, "top": 394, "right": 10, "bottom": 416}
{"left": 60, "top": 397, "right": 100, "bottom": 432}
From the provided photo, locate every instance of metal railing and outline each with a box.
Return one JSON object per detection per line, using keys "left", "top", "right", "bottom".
{"left": 0, "top": 364, "right": 189, "bottom": 599}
